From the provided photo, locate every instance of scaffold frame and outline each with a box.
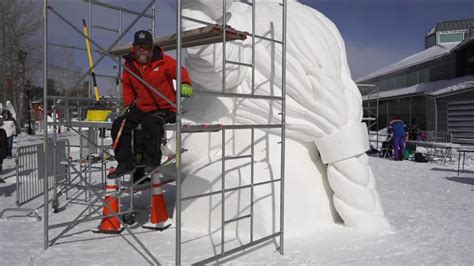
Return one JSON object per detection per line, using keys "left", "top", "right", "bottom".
{"left": 359, "top": 83, "right": 380, "bottom": 148}
{"left": 42, "top": 0, "right": 287, "bottom": 264}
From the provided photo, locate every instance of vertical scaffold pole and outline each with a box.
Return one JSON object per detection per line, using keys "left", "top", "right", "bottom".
{"left": 176, "top": 0, "right": 182, "bottom": 264}
{"left": 251, "top": 0, "right": 255, "bottom": 95}
{"left": 376, "top": 86, "right": 380, "bottom": 146}
{"left": 280, "top": 0, "right": 287, "bottom": 255}
{"left": 118, "top": 10, "right": 123, "bottom": 106}
{"left": 221, "top": 0, "right": 228, "bottom": 255}
{"left": 222, "top": 0, "right": 227, "bottom": 94}
{"left": 221, "top": 129, "right": 226, "bottom": 254}
{"left": 42, "top": 0, "right": 49, "bottom": 251}
{"left": 250, "top": 0, "right": 256, "bottom": 243}
{"left": 152, "top": 4, "right": 156, "bottom": 38}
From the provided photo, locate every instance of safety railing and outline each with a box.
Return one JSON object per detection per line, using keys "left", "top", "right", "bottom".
{"left": 0, "top": 139, "right": 69, "bottom": 220}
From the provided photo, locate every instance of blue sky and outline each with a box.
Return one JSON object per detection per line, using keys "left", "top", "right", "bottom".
{"left": 300, "top": 0, "right": 474, "bottom": 79}
{"left": 46, "top": 0, "right": 474, "bottom": 91}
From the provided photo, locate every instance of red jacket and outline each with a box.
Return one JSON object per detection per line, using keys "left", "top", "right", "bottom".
{"left": 122, "top": 46, "right": 192, "bottom": 113}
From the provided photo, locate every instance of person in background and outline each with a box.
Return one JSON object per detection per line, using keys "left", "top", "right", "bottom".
{"left": 1, "top": 110, "right": 17, "bottom": 158}
{"left": 408, "top": 119, "right": 420, "bottom": 141}
{"left": 388, "top": 116, "right": 407, "bottom": 161}
{"left": 0, "top": 116, "right": 9, "bottom": 183}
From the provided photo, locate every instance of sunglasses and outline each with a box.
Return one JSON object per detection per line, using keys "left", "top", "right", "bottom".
{"left": 134, "top": 43, "right": 152, "bottom": 51}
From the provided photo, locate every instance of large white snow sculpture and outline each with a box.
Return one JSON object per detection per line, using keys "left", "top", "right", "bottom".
{"left": 167, "top": 0, "right": 391, "bottom": 238}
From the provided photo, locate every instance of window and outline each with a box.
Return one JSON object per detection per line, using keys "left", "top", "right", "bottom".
{"left": 407, "top": 71, "right": 419, "bottom": 86}
{"left": 439, "top": 32, "right": 464, "bottom": 44}
{"left": 382, "top": 78, "right": 395, "bottom": 91}
{"left": 419, "top": 68, "right": 430, "bottom": 83}
{"left": 388, "top": 78, "right": 395, "bottom": 90}
{"left": 395, "top": 74, "right": 407, "bottom": 88}
{"left": 380, "top": 79, "right": 388, "bottom": 91}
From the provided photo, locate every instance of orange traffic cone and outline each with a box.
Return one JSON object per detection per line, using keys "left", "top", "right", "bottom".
{"left": 142, "top": 172, "right": 172, "bottom": 231}
{"left": 97, "top": 172, "right": 123, "bottom": 234}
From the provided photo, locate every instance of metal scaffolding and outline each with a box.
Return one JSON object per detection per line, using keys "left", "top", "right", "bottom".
{"left": 359, "top": 84, "right": 380, "bottom": 148}
{"left": 42, "top": 0, "right": 287, "bottom": 264}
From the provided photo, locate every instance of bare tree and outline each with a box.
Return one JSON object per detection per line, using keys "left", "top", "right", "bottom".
{"left": 49, "top": 47, "right": 85, "bottom": 97}
{"left": 0, "top": 0, "right": 41, "bottom": 128}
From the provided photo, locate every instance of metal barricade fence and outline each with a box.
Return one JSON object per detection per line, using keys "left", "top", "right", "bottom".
{"left": 80, "top": 128, "right": 98, "bottom": 155}
{"left": 0, "top": 139, "right": 69, "bottom": 220}
{"left": 420, "top": 130, "right": 453, "bottom": 143}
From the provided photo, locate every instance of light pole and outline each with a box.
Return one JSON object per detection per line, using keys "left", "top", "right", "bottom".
{"left": 26, "top": 80, "right": 33, "bottom": 135}
{"left": 18, "top": 50, "right": 28, "bottom": 130}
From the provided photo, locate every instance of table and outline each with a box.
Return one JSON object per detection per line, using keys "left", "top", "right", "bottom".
{"left": 406, "top": 140, "right": 462, "bottom": 165}
{"left": 457, "top": 147, "right": 474, "bottom": 175}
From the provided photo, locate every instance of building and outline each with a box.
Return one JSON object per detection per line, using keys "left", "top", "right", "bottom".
{"left": 357, "top": 19, "right": 474, "bottom": 144}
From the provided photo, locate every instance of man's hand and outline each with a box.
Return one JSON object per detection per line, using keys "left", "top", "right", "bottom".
{"left": 181, "top": 84, "right": 193, "bottom": 97}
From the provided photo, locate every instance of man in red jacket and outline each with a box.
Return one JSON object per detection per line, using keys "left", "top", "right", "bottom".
{"left": 108, "top": 30, "right": 193, "bottom": 178}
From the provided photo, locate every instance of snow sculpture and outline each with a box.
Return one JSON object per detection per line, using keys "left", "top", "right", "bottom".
{"left": 168, "top": 0, "right": 390, "bottom": 238}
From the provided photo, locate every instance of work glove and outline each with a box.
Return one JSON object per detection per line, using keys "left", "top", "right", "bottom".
{"left": 181, "top": 84, "right": 193, "bottom": 97}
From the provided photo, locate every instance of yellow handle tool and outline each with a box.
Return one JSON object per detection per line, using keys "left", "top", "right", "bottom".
{"left": 82, "top": 19, "right": 100, "bottom": 102}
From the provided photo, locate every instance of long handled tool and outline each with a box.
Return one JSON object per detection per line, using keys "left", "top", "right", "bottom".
{"left": 83, "top": 19, "right": 100, "bottom": 102}
{"left": 113, "top": 118, "right": 127, "bottom": 150}
{"left": 82, "top": 19, "right": 112, "bottom": 121}
{"left": 112, "top": 105, "right": 132, "bottom": 150}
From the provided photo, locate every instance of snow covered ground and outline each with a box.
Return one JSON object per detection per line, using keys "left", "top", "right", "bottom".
{"left": 1, "top": 135, "right": 473, "bottom": 264}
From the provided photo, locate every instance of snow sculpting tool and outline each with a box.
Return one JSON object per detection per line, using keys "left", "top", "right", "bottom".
{"left": 111, "top": 105, "right": 131, "bottom": 152}
{"left": 142, "top": 171, "right": 172, "bottom": 231}
{"left": 82, "top": 19, "right": 112, "bottom": 122}
{"left": 96, "top": 173, "right": 124, "bottom": 234}
{"left": 112, "top": 118, "right": 127, "bottom": 150}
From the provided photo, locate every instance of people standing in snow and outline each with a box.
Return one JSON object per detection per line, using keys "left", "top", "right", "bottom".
{"left": 1, "top": 110, "right": 17, "bottom": 158}
{"left": 108, "top": 30, "right": 193, "bottom": 178}
{"left": 388, "top": 116, "right": 407, "bottom": 161}
{"left": 408, "top": 119, "right": 420, "bottom": 141}
{"left": 0, "top": 117, "right": 9, "bottom": 183}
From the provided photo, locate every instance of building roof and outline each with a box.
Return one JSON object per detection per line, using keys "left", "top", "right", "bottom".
{"left": 356, "top": 43, "right": 458, "bottom": 83}
{"left": 362, "top": 75, "right": 474, "bottom": 101}
{"left": 430, "top": 19, "right": 474, "bottom": 34}
{"left": 452, "top": 33, "right": 474, "bottom": 53}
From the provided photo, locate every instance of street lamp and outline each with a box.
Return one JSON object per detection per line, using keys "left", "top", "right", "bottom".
{"left": 18, "top": 50, "right": 28, "bottom": 132}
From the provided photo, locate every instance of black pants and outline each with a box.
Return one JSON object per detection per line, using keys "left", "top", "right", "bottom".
{"left": 111, "top": 108, "right": 175, "bottom": 168}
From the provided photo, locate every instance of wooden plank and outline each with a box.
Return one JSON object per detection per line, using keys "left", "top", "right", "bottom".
{"left": 109, "top": 25, "right": 248, "bottom": 56}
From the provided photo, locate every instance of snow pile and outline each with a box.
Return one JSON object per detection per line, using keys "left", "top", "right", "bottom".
{"left": 169, "top": 0, "right": 390, "bottom": 238}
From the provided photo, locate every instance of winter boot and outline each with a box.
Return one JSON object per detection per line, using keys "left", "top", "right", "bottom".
{"left": 107, "top": 162, "right": 136, "bottom": 179}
